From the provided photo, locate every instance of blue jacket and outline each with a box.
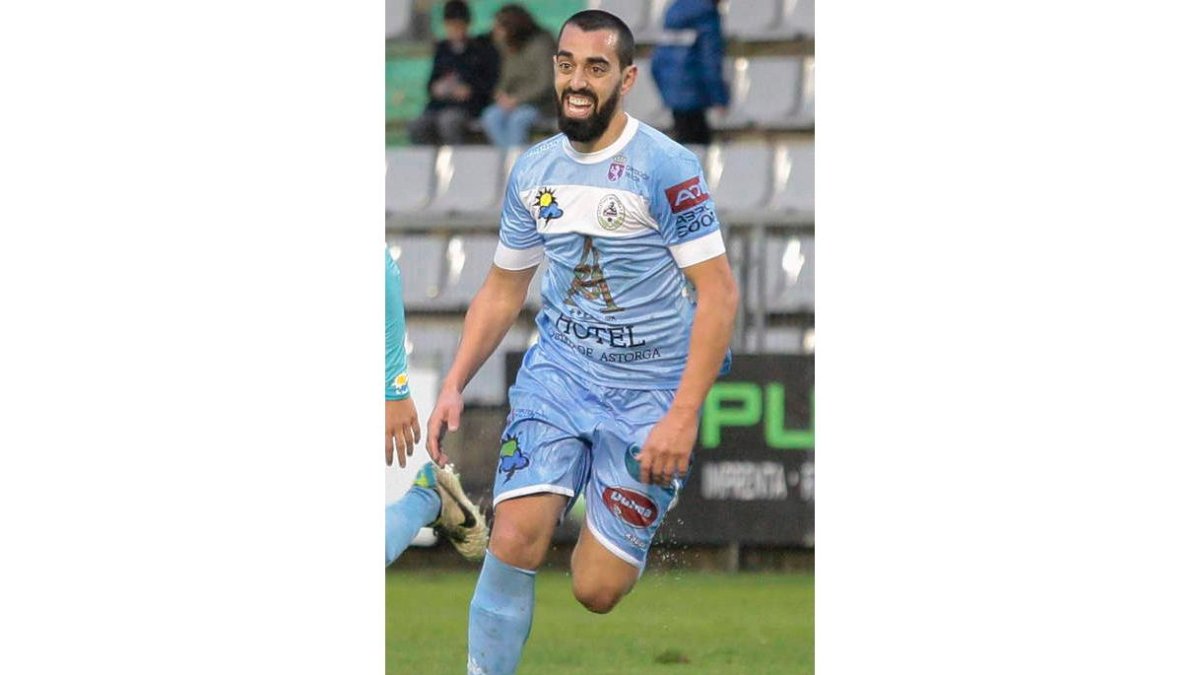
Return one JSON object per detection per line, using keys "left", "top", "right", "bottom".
{"left": 650, "top": 0, "right": 730, "bottom": 112}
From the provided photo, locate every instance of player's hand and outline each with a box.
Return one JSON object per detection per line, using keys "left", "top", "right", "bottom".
{"left": 386, "top": 397, "right": 421, "bottom": 468}
{"left": 636, "top": 407, "right": 700, "bottom": 487}
{"left": 425, "top": 385, "right": 464, "bottom": 468}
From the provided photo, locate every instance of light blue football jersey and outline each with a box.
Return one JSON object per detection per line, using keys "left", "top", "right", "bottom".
{"left": 494, "top": 115, "right": 730, "bottom": 389}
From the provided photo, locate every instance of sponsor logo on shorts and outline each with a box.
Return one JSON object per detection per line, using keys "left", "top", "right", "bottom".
{"left": 603, "top": 487, "right": 658, "bottom": 528}
{"left": 665, "top": 176, "right": 709, "bottom": 214}
{"left": 498, "top": 435, "right": 530, "bottom": 484}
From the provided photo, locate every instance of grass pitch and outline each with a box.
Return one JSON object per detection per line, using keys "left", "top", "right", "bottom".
{"left": 386, "top": 570, "right": 813, "bottom": 674}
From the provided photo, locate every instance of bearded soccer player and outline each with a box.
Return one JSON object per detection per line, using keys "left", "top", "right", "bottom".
{"left": 423, "top": 10, "right": 738, "bottom": 674}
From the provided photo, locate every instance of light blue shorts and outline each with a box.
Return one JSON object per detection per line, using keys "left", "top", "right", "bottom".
{"left": 492, "top": 352, "right": 687, "bottom": 569}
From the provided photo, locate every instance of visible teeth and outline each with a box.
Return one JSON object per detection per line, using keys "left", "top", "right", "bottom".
{"left": 569, "top": 96, "right": 591, "bottom": 106}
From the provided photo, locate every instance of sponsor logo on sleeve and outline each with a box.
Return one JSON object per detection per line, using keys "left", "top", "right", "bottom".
{"left": 664, "top": 176, "right": 709, "bottom": 213}
{"left": 673, "top": 202, "right": 718, "bottom": 239}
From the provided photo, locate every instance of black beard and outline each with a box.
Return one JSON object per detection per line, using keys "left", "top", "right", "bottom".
{"left": 557, "top": 88, "right": 620, "bottom": 143}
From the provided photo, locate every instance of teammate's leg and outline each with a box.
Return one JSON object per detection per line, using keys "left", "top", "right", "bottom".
{"left": 386, "top": 462, "right": 488, "bottom": 566}
{"left": 384, "top": 462, "right": 441, "bottom": 566}
{"left": 468, "top": 494, "right": 566, "bottom": 675}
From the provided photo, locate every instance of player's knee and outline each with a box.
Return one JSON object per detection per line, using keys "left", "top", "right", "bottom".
{"left": 572, "top": 579, "right": 625, "bottom": 614}
{"left": 488, "top": 517, "right": 551, "bottom": 570}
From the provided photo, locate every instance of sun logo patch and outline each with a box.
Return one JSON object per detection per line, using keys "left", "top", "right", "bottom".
{"left": 533, "top": 187, "right": 563, "bottom": 225}
{"left": 596, "top": 194, "right": 626, "bottom": 231}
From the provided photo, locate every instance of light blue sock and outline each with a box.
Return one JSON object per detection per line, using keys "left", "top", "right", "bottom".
{"left": 467, "top": 551, "right": 536, "bottom": 675}
{"left": 384, "top": 464, "right": 441, "bottom": 566}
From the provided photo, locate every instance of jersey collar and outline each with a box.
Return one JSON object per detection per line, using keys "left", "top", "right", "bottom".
{"left": 560, "top": 114, "right": 640, "bottom": 165}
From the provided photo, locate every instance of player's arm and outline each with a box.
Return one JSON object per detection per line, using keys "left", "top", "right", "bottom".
{"left": 638, "top": 255, "right": 738, "bottom": 485}
{"left": 385, "top": 249, "right": 421, "bottom": 467}
{"left": 425, "top": 265, "right": 535, "bottom": 466}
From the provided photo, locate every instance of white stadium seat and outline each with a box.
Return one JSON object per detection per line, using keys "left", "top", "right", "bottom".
{"left": 783, "top": 0, "right": 815, "bottom": 38}
{"left": 706, "top": 142, "right": 773, "bottom": 214}
{"left": 770, "top": 140, "right": 814, "bottom": 219}
{"left": 388, "top": 235, "right": 445, "bottom": 310}
{"left": 427, "top": 146, "right": 506, "bottom": 215}
{"left": 626, "top": 58, "right": 672, "bottom": 132}
{"left": 717, "top": 57, "right": 804, "bottom": 129}
{"left": 385, "top": 147, "right": 436, "bottom": 214}
{"left": 763, "top": 234, "right": 814, "bottom": 313}
{"left": 723, "top": 0, "right": 785, "bottom": 42}
{"left": 385, "top": 0, "right": 413, "bottom": 40}
{"left": 440, "top": 235, "right": 500, "bottom": 306}
{"left": 589, "top": 0, "right": 649, "bottom": 35}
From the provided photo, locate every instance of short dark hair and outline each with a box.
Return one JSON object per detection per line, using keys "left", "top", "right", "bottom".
{"left": 559, "top": 9, "right": 635, "bottom": 69}
{"left": 443, "top": 0, "right": 470, "bottom": 24}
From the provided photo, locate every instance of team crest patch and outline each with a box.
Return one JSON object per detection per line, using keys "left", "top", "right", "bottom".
{"left": 608, "top": 155, "right": 626, "bottom": 181}
{"left": 498, "top": 435, "right": 530, "bottom": 483}
{"left": 596, "top": 194, "right": 627, "bottom": 231}
{"left": 603, "top": 487, "right": 658, "bottom": 528}
{"left": 533, "top": 187, "right": 563, "bottom": 225}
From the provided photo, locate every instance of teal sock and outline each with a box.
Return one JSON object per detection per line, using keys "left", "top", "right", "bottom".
{"left": 468, "top": 551, "right": 536, "bottom": 675}
{"left": 384, "top": 464, "right": 440, "bottom": 566}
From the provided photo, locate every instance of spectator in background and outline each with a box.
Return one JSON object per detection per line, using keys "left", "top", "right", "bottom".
{"left": 480, "top": 4, "right": 557, "bottom": 147}
{"left": 650, "top": 0, "right": 730, "bottom": 145}
{"left": 408, "top": 1, "right": 499, "bottom": 145}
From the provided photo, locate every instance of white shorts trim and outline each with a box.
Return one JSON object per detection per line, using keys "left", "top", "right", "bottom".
{"left": 585, "top": 512, "right": 643, "bottom": 570}
{"left": 492, "top": 484, "right": 575, "bottom": 506}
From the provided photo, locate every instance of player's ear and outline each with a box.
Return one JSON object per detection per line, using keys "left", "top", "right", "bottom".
{"left": 621, "top": 62, "right": 637, "bottom": 96}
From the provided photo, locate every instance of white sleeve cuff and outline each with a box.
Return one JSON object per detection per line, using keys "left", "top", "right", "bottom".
{"left": 494, "top": 242, "right": 544, "bottom": 270}
{"left": 670, "top": 230, "right": 726, "bottom": 268}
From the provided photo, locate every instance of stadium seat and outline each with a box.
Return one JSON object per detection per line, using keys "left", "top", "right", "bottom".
{"left": 388, "top": 235, "right": 446, "bottom": 310}
{"left": 769, "top": 140, "right": 814, "bottom": 219}
{"left": 722, "top": 0, "right": 785, "bottom": 42}
{"left": 796, "top": 56, "right": 815, "bottom": 128}
{"left": 385, "top": 147, "right": 437, "bottom": 214}
{"left": 427, "top": 146, "right": 506, "bottom": 216}
{"left": 705, "top": 142, "right": 773, "bottom": 215}
{"left": 626, "top": 58, "right": 672, "bottom": 132}
{"left": 441, "top": 235, "right": 500, "bottom": 307}
{"left": 403, "top": 319, "right": 461, "bottom": 375}
{"left": 716, "top": 57, "right": 804, "bottom": 129}
{"left": 683, "top": 144, "right": 708, "bottom": 163}
{"left": 385, "top": 0, "right": 414, "bottom": 40}
{"left": 588, "top": 0, "right": 649, "bottom": 36}
{"left": 762, "top": 234, "right": 814, "bottom": 313}
{"left": 783, "top": 0, "right": 815, "bottom": 38}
